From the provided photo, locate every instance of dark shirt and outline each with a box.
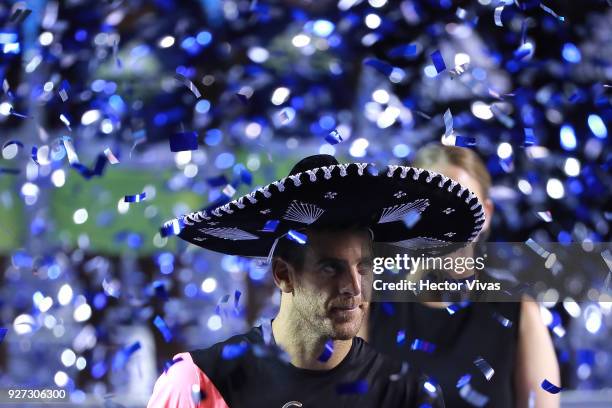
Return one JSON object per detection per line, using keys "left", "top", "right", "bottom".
{"left": 187, "top": 326, "right": 445, "bottom": 407}
{"left": 368, "top": 300, "right": 521, "bottom": 408}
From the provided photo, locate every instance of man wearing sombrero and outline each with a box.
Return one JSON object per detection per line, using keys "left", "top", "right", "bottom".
{"left": 148, "top": 154, "right": 485, "bottom": 407}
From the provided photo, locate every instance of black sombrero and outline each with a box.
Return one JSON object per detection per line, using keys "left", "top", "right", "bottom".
{"left": 163, "top": 155, "right": 485, "bottom": 258}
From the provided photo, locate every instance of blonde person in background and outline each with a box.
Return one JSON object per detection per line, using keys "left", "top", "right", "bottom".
{"left": 360, "top": 144, "right": 560, "bottom": 407}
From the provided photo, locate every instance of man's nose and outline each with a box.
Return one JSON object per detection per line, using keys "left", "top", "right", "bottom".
{"left": 339, "top": 267, "right": 362, "bottom": 297}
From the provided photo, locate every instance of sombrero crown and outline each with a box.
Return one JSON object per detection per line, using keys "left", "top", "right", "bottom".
{"left": 163, "top": 155, "right": 485, "bottom": 257}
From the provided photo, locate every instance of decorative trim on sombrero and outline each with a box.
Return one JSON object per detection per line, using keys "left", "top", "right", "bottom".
{"left": 200, "top": 227, "right": 259, "bottom": 240}
{"left": 391, "top": 237, "right": 453, "bottom": 249}
{"left": 282, "top": 200, "right": 325, "bottom": 224}
{"left": 163, "top": 162, "right": 486, "bottom": 248}
{"left": 378, "top": 199, "right": 430, "bottom": 224}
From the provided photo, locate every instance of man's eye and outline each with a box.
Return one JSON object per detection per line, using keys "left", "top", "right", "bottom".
{"left": 320, "top": 265, "right": 337, "bottom": 275}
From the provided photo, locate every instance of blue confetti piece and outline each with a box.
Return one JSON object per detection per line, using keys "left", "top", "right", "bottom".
{"left": 160, "top": 218, "right": 184, "bottom": 237}
{"left": 396, "top": 330, "right": 406, "bottom": 344}
{"left": 174, "top": 73, "right": 201, "bottom": 98}
{"left": 153, "top": 315, "right": 173, "bottom": 342}
{"left": 541, "top": 379, "right": 562, "bottom": 394}
{"left": 411, "top": 339, "right": 436, "bottom": 353}
{"left": 58, "top": 80, "right": 70, "bottom": 102}
{"left": 221, "top": 342, "right": 249, "bottom": 360}
{"left": 513, "top": 42, "right": 533, "bottom": 60}
{"left": 381, "top": 302, "right": 395, "bottom": 316}
{"left": 523, "top": 128, "right": 536, "bottom": 146}
{"left": 287, "top": 230, "right": 307, "bottom": 244}
{"left": 336, "top": 380, "right": 368, "bottom": 395}
{"left": 124, "top": 192, "right": 146, "bottom": 203}
{"left": 456, "top": 374, "right": 472, "bottom": 388}
{"left": 473, "top": 356, "right": 495, "bottom": 381}
{"left": 387, "top": 43, "right": 418, "bottom": 58}
{"left": 455, "top": 136, "right": 476, "bottom": 148}
{"left": 493, "top": 312, "right": 513, "bottom": 328}
{"left": 59, "top": 113, "right": 72, "bottom": 131}
{"left": 240, "top": 168, "right": 253, "bottom": 185}
{"left": 325, "top": 129, "right": 343, "bottom": 145}
{"left": 207, "top": 175, "right": 228, "bottom": 187}
{"left": 0, "top": 328, "right": 7, "bottom": 343}
{"left": 112, "top": 341, "right": 141, "bottom": 371}
{"left": 402, "top": 210, "right": 421, "bottom": 229}
{"left": 318, "top": 340, "right": 334, "bottom": 362}
{"left": 446, "top": 301, "right": 470, "bottom": 315}
{"left": 430, "top": 50, "right": 446, "bottom": 74}
{"left": 261, "top": 220, "right": 280, "bottom": 232}
{"left": 71, "top": 154, "right": 108, "bottom": 180}
{"left": 169, "top": 131, "right": 198, "bottom": 152}
{"left": 163, "top": 356, "right": 184, "bottom": 373}
{"left": 363, "top": 58, "right": 394, "bottom": 76}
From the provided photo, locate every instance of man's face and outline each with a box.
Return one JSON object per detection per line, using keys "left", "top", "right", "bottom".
{"left": 290, "top": 229, "right": 373, "bottom": 340}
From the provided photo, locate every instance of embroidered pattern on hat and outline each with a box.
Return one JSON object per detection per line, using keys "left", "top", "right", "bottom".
{"left": 379, "top": 199, "right": 430, "bottom": 224}
{"left": 282, "top": 200, "right": 325, "bottom": 224}
{"left": 392, "top": 236, "right": 451, "bottom": 249}
{"left": 199, "top": 227, "right": 259, "bottom": 240}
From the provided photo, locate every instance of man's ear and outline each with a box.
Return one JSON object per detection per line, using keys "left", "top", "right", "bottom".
{"left": 272, "top": 257, "right": 294, "bottom": 294}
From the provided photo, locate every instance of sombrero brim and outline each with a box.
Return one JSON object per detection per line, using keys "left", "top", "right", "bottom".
{"left": 163, "top": 162, "right": 485, "bottom": 257}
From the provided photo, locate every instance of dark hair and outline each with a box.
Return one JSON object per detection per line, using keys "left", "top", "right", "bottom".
{"left": 274, "top": 223, "right": 374, "bottom": 271}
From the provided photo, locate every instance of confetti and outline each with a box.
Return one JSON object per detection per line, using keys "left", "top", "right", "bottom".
{"left": 169, "top": 131, "right": 198, "bottom": 152}
{"left": 325, "top": 129, "right": 343, "bottom": 145}
{"left": 540, "top": 3, "right": 565, "bottom": 22}
{"left": 523, "top": 128, "right": 536, "bottom": 146}
{"left": 59, "top": 114, "right": 72, "bottom": 131}
{"left": 336, "top": 380, "right": 368, "bottom": 395}
{"left": 163, "top": 356, "right": 184, "bottom": 373}
{"left": 58, "top": 80, "right": 70, "bottom": 102}
{"left": 387, "top": 43, "right": 418, "bottom": 59}
{"left": 112, "top": 341, "right": 141, "bottom": 371}
{"left": 222, "top": 185, "right": 236, "bottom": 198}
{"left": 443, "top": 109, "right": 454, "bottom": 137}
{"left": 458, "top": 383, "right": 489, "bottom": 407}
{"left": 0, "top": 328, "right": 7, "bottom": 343}
{"left": 494, "top": 6, "right": 505, "bottom": 27}
{"left": 317, "top": 340, "right": 334, "bottom": 362}
{"left": 473, "top": 356, "right": 495, "bottom": 381}
{"left": 456, "top": 374, "right": 471, "bottom": 389}
{"left": 261, "top": 220, "right": 280, "bottom": 232}
{"left": 493, "top": 312, "right": 513, "bottom": 328}
{"left": 430, "top": 50, "right": 446, "bottom": 74}
{"left": 123, "top": 192, "right": 146, "bottom": 203}
{"left": 287, "top": 230, "right": 307, "bottom": 245}
{"left": 60, "top": 137, "right": 79, "bottom": 165}
{"left": 396, "top": 330, "right": 406, "bottom": 344}
{"left": 363, "top": 58, "right": 394, "bottom": 76}
{"left": 221, "top": 342, "right": 249, "bottom": 360}
{"left": 153, "top": 315, "right": 172, "bottom": 342}
{"left": 536, "top": 211, "right": 553, "bottom": 222}
{"left": 104, "top": 148, "right": 120, "bottom": 164}
{"left": 402, "top": 210, "right": 421, "bottom": 228}
{"left": 9, "top": 8, "right": 32, "bottom": 24}
{"left": 446, "top": 301, "right": 470, "bottom": 315}
{"left": 455, "top": 136, "right": 476, "bottom": 148}
{"left": 410, "top": 339, "right": 436, "bottom": 353}
{"left": 174, "top": 73, "right": 202, "bottom": 98}
{"left": 541, "top": 379, "right": 562, "bottom": 394}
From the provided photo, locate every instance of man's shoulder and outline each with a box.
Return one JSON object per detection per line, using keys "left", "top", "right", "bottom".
{"left": 189, "top": 327, "right": 264, "bottom": 374}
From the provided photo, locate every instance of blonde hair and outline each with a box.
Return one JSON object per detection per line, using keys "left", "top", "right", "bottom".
{"left": 412, "top": 144, "right": 491, "bottom": 199}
